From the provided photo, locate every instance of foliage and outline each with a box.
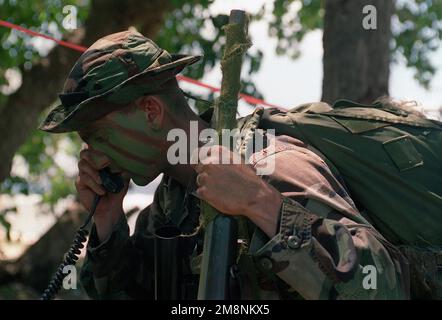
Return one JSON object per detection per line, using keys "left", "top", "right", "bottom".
{"left": 0, "top": 123, "right": 80, "bottom": 207}
{"left": 0, "top": 110, "right": 80, "bottom": 220}
{"left": 0, "top": 0, "right": 89, "bottom": 89}
{"left": 266, "top": 0, "right": 442, "bottom": 88}
{"left": 268, "top": 0, "right": 323, "bottom": 59}
{"left": 393, "top": 0, "right": 442, "bottom": 88}
{"left": 155, "top": 0, "right": 264, "bottom": 102}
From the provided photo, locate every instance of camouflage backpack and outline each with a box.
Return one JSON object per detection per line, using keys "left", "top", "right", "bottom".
{"left": 255, "top": 99, "right": 442, "bottom": 298}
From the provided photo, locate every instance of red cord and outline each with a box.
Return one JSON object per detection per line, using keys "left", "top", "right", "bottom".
{"left": 0, "top": 19, "right": 286, "bottom": 111}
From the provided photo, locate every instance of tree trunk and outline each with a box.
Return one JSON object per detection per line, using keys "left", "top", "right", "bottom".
{"left": 0, "top": 0, "right": 173, "bottom": 297}
{"left": 0, "top": 0, "right": 173, "bottom": 182}
{"left": 0, "top": 205, "right": 86, "bottom": 292}
{"left": 322, "top": 0, "right": 394, "bottom": 104}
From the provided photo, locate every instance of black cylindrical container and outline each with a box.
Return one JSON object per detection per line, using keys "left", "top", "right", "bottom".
{"left": 154, "top": 225, "right": 183, "bottom": 300}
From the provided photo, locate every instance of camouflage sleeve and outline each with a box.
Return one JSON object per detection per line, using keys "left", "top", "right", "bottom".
{"left": 80, "top": 206, "right": 156, "bottom": 300}
{"left": 250, "top": 135, "right": 410, "bottom": 299}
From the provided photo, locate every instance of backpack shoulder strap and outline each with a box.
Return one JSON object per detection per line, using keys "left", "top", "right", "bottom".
{"left": 325, "top": 99, "right": 442, "bottom": 130}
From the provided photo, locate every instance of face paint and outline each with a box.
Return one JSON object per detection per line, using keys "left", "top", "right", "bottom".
{"left": 86, "top": 109, "right": 170, "bottom": 186}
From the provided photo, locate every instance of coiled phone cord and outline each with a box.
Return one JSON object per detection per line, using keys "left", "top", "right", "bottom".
{"left": 40, "top": 167, "right": 124, "bottom": 300}
{"left": 40, "top": 195, "right": 101, "bottom": 300}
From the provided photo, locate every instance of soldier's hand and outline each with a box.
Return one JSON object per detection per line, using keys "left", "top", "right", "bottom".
{"left": 191, "top": 145, "right": 282, "bottom": 237}
{"left": 76, "top": 146, "right": 129, "bottom": 242}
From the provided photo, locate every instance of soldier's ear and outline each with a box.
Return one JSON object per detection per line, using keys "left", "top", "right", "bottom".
{"left": 136, "top": 95, "right": 166, "bottom": 131}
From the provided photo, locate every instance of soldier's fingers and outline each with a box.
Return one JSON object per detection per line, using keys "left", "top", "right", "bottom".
{"left": 196, "top": 172, "right": 209, "bottom": 187}
{"left": 78, "top": 172, "right": 106, "bottom": 195}
{"left": 198, "top": 145, "right": 217, "bottom": 164}
{"left": 79, "top": 149, "right": 96, "bottom": 167}
{"left": 191, "top": 145, "right": 215, "bottom": 165}
{"left": 78, "top": 159, "right": 102, "bottom": 184}
{"left": 195, "top": 186, "right": 208, "bottom": 200}
{"left": 80, "top": 148, "right": 111, "bottom": 169}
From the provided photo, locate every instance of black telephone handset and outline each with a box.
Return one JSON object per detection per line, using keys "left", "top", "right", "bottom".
{"left": 99, "top": 167, "right": 125, "bottom": 194}
{"left": 41, "top": 168, "right": 124, "bottom": 300}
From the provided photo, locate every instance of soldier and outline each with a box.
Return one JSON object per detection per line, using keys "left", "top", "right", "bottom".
{"left": 40, "top": 30, "right": 410, "bottom": 300}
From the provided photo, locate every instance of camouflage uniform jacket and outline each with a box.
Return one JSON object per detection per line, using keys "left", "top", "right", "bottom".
{"left": 80, "top": 108, "right": 410, "bottom": 300}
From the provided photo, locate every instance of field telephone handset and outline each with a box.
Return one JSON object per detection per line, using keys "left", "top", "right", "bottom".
{"left": 41, "top": 167, "right": 124, "bottom": 300}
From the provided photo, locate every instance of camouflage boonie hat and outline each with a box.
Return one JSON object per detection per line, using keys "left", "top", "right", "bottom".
{"left": 39, "top": 30, "right": 201, "bottom": 133}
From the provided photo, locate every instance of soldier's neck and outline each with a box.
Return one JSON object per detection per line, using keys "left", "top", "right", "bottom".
{"left": 163, "top": 115, "right": 209, "bottom": 188}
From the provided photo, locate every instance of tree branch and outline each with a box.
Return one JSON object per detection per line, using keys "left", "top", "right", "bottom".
{"left": 0, "top": 0, "right": 173, "bottom": 181}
